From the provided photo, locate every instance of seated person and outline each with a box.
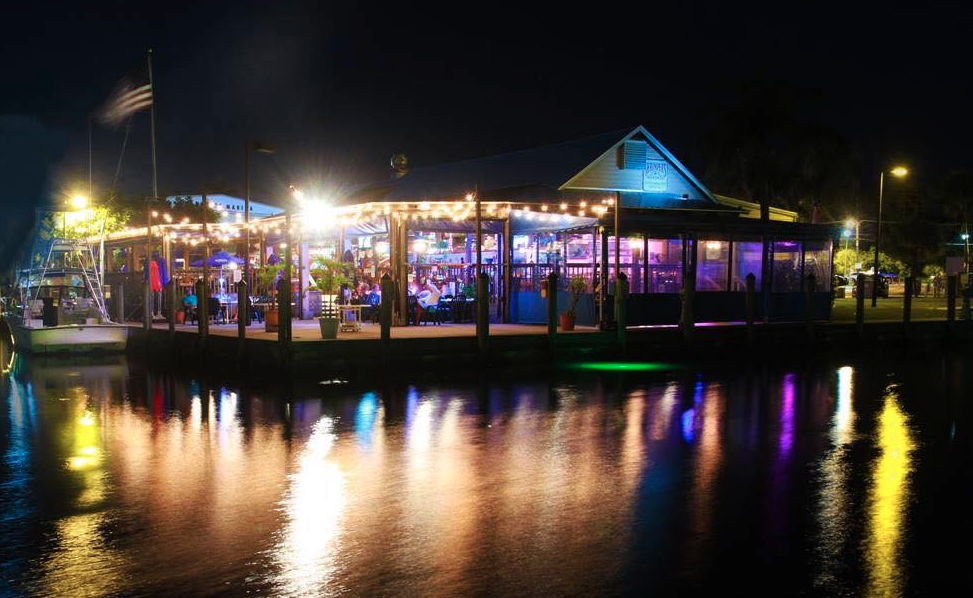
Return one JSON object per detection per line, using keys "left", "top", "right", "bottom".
{"left": 417, "top": 280, "right": 442, "bottom": 309}
{"left": 182, "top": 289, "right": 198, "bottom": 321}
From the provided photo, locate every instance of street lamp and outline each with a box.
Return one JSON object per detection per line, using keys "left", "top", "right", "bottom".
{"left": 963, "top": 232, "right": 970, "bottom": 273}
{"left": 873, "top": 166, "right": 909, "bottom": 307}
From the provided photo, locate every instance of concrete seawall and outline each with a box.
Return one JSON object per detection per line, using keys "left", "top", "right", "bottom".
{"left": 127, "top": 319, "right": 973, "bottom": 376}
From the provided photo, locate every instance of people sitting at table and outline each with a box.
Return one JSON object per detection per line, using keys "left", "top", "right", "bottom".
{"left": 182, "top": 289, "right": 198, "bottom": 323}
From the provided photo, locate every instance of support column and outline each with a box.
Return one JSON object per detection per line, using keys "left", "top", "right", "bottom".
{"left": 547, "top": 271, "right": 558, "bottom": 356}
{"left": 643, "top": 235, "right": 649, "bottom": 293}
{"left": 599, "top": 226, "right": 609, "bottom": 329}
{"left": 278, "top": 214, "right": 293, "bottom": 368}
{"left": 503, "top": 218, "right": 512, "bottom": 323}
{"left": 398, "top": 218, "right": 409, "bottom": 326}
{"left": 380, "top": 273, "right": 393, "bottom": 364}
{"left": 477, "top": 271, "right": 489, "bottom": 358}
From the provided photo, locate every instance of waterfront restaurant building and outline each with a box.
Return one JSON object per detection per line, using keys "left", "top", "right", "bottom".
{"left": 100, "top": 126, "right": 835, "bottom": 327}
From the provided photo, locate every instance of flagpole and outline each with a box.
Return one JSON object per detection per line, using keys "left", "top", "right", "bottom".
{"left": 145, "top": 48, "right": 158, "bottom": 331}
{"left": 147, "top": 48, "right": 158, "bottom": 200}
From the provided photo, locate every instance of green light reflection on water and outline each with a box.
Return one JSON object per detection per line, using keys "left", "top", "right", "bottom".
{"left": 565, "top": 361, "right": 677, "bottom": 372}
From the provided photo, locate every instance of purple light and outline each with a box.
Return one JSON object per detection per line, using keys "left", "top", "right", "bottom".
{"left": 779, "top": 373, "right": 796, "bottom": 458}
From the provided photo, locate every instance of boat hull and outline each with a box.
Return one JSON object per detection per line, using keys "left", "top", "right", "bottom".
{"left": 9, "top": 322, "right": 130, "bottom": 354}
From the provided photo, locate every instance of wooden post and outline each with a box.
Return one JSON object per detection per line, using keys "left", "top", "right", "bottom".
{"left": 380, "top": 273, "right": 393, "bottom": 364}
{"left": 547, "top": 271, "right": 558, "bottom": 356}
{"left": 903, "top": 274, "right": 913, "bottom": 340}
{"left": 196, "top": 278, "right": 208, "bottom": 342}
{"left": 963, "top": 277, "right": 971, "bottom": 321}
{"left": 615, "top": 275, "right": 627, "bottom": 352}
{"left": 279, "top": 215, "right": 293, "bottom": 367}
{"left": 745, "top": 273, "right": 756, "bottom": 347}
{"left": 167, "top": 277, "right": 177, "bottom": 338}
{"left": 476, "top": 271, "right": 489, "bottom": 358}
{"left": 855, "top": 273, "right": 865, "bottom": 338}
{"left": 947, "top": 275, "right": 957, "bottom": 324}
{"left": 681, "top": 259, "right": 695, "bottom": 343}
{"left": 116, "top": 283, "right": 125, "bottom": 323}
{"left": 805, "top": 274, "right": 816, "bottom": 340}
{"left": 503, "top": 218, "right": 512, "bottom": 323}
{"left": 599, "top": 227, "right": 609, "bottom": 329}
{"left": 236, "top": 279, "right": 247, "bottom": 363}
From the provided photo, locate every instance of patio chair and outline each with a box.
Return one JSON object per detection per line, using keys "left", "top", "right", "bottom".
{"left": 209, "top": 298, "right": 225, "bottom": 324}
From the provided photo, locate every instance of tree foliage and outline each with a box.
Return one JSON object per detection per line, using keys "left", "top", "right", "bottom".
{"left": 696, "top": 81, "right": 860, "bottom": 222}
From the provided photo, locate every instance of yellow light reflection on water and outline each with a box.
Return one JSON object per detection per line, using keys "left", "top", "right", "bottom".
{"left": 274, "top": 416, "right": 346, "bottom": 597}
{"left": 866, "top": 389, "right": 915, "bottom": 598}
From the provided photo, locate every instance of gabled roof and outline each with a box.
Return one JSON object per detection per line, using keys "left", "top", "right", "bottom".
{"left": 356, "top": 129, "right": 633, "bottom": 202}
{"left": 560, "top": 125, "right": 717, "bottom": 203}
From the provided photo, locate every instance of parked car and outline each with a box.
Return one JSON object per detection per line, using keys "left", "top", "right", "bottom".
{"left": 851, "top": 273, "right": 889, "bottom": 298}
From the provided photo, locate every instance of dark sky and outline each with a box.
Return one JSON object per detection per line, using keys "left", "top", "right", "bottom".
{"left": 1, "top": 1, "right": 970, "bottom": 227}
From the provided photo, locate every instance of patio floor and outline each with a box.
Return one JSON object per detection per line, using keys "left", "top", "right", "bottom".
{"left": 152, "top": 319, "right": 599, "bottom": 341}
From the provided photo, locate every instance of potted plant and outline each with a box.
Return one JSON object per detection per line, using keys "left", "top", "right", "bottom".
{"left": 309, "top": 258, "right": 351, "bottom": 339}
{"left": 257, "top": 263, "right": 283, "bottom": 332}
{"left": 560, "top": 276, "right": 588, "bottom": 331}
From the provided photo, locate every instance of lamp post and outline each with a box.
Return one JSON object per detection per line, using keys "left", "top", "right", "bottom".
{"left": 244, "top": 140, "right": 276, "bottom": 328}
{"left": 873, "top": 166, "right": 909, "bottom": 307}
{"left": 962, "top": 231, "right": 970, "bottom": 274}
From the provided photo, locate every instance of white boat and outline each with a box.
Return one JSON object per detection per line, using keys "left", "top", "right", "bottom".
{"left": 5, "top": 238, "right": 130, "bottom": 354}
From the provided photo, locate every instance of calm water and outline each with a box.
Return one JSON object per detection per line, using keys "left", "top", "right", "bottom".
{"left": 1, "top": 352, "right": 971, "bottom": 597}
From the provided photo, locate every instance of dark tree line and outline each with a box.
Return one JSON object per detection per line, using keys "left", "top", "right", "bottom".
{"left": 695, "top": 81, "right": 970, "bottom": 276}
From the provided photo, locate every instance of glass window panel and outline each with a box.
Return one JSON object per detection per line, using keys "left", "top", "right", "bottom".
{"left": 731, "top": 241, "right": 763, "bottom": 291}
{"left": 772, "top": 241, "right": 802, "bottom": 292}
{"left": 803, "top": 240, "right": 832, "bottom": 291}
{"left": 696, "top": 239, "right": 729, "bottom": 291}
{"left": 646, "top": 238, "right": 683, "bottom": 292}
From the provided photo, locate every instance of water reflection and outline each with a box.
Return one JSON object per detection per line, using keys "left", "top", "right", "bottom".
{"left": 866, "top": 387, "right": 915, "bottom": 598}
{"left": 273, "top": 416, "right": 345, "bottom": 597}
{"left": 0, "top": 353, "right": 955, "bottom": 597}
{"left": 815, "top": 366, "right": 858, "bottom": 590}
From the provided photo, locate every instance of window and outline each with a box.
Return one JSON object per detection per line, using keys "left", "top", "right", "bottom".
{"left": 646, "top": 238, "right": 683, "bottom": 292}
{"left": 731, "top": 241, "right": 763, "bottom": 291}
{"left": 772, "top": 241, "right": 802, "bottom": 292}
{"left": 803, "top": 240, "right": 832, "bottom": 291}
{"left": 696, "top": 240, "right": 729, "bottom": 291}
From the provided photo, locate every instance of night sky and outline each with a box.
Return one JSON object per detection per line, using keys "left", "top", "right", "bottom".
{"left": 1, "top": 1, "right": 970, "bottom": 239}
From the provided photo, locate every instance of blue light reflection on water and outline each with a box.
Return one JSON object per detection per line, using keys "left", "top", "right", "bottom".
{"left": 0, "top": 354, "right": 967, "bottom": 597}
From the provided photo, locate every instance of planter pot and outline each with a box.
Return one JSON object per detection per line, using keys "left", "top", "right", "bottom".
{"left": 559, "top": 313, "right": 576, "bottom": 331}
{"left": 318, "top": 317, "right": 339, "bottom": 339}
{"left": 265, "top": 309, "right": 279, "bottom": 333}
{"left": 174, "top": 309, "right": 186, "bottom": 325}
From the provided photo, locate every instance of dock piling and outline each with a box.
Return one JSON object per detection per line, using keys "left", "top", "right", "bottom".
{"left": 805, "top": 274, "right": 815, "bottom": 340}
{"left": 681, "top": 265, "right": 695, "bottom": 344}
{"left": 903, "top": 275, "right": 913, "bottom": 340}
{"left": 476, "top": 272, "right": 490, "bottom": 358}
{"left": 236, "top": 279, "right": 247, "bottom": 363}
{"left": 116, "top": 284, "right": 125, "bottom": 323}
{"left": 745, "top": 273, "right": 756, "bottom": 347}
{"left": 855, "top": 273, "right": 865, "bottom": 338}
{"left": 547, "top": 272, "right": 558, "bottom": 356}
{"left": 195, "top": 278, "right": 208, "bottom": 348}
{"left": 947, "top": 275, "right": 957, "bottom": 325}
{"left": 615, "top": 275, "right": 627, "bottom": 352}
{"left": 380, "top": 274, "right": 392, "bottom": 363}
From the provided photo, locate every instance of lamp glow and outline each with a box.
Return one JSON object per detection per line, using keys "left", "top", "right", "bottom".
{"left": 70, "top": 195, "right": 88, "bottom": 210}
{"left": 891, "top": 166, "right": 909, "bottom": 178}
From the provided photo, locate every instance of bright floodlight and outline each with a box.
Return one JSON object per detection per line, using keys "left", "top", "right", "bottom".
{"left": 891, "top": 166, "right": 909, "bottom": 178}
{"left": 845, "top": 218, "right": 856, "bottom": 229}
{"left": 413, "top": 239, "right": 428, "bottom": 254}
{"left": 70, "top": 195, "right": 88, "bottom": 210}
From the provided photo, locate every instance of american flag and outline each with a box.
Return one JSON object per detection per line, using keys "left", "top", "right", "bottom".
{"left": 98, "top": 70, "right": 153, "bottom": 127}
